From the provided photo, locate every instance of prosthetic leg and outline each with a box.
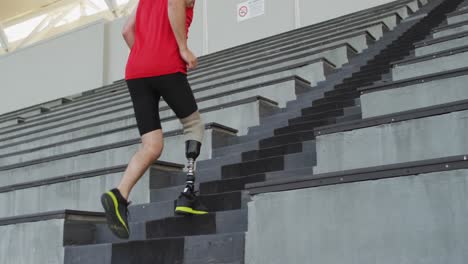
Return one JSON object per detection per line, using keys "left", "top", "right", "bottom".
{"left": 175, "top": 112, "right": 208, "bottom": 215}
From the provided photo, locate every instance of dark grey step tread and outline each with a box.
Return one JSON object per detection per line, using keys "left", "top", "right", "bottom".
{"left": 150, "top": 184, "right": 199, "bottom": 202}
{"left": 199, "top": 174, "right": 267, "bottom": 195}
{"left": 153, "top": 144, "right": 317, "bottom": 190}
{"left": 212, "top": 139, "right": 259, "bottom": 158}
{"left": 65, "top": 232, "right": 245, "bottom": 264}
{"left": 222, "top": 150, "right": 317, "bottom": 179}
{"left": 146, "top": 210, "right": 247, "bottom": 239}
{"left": 197, "top": 153, "right": 243, "bottom": 170}
{"left": 133, "top": 190, "right": 249, "bottom": 219}
{"left": 241, "top": 140, "right": 316, "bottom": 162}
{"left": 149, "top": 190, "right": 250, "bottom": 211}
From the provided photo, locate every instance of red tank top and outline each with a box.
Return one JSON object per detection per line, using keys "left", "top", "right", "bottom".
{"left": 125, "top": 0, "right": 194, "bottom": 80}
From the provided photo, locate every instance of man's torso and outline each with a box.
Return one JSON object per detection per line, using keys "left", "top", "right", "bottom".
{"left": 125, "top": 0, "right": 194, "bottom": 80}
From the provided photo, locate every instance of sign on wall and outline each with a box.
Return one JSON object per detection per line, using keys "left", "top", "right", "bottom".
{"left": 237, "top": 0, "right": 265, "bottom": 22}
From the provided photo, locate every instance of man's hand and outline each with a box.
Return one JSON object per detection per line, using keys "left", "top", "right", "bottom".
{"left": 180, "top": 48, "right": 198, "bottom": 70}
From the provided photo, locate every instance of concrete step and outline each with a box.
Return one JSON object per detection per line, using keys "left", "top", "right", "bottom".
{"left": 391, "top": 45, "right": 468, "bottom": 80}
{"left": 194, "top": 0, "right": 415, "bottom": 66}
{"left": 259, "top": 130, "right": 316, "bottom": 149}
{"left": 361, "top": 66, "right": 468, "bottom": 118}
{"left": 0, "top": 98, "right": 271, "bottom": 164}
{"left": 190, "top": 45, "right": 351, "bottom": 90}
{"left": 274, "top": 119, "right": 334, "bottom": 136}
{"left": 0, "top": 59, "right": 319, "bottom": 141}
{"left": 146, "top": 210, "right": 247, "bottom": 239}
{"left": 151, "top": 190, "right": 249, "bottom": 211}
{"left": 415, "top": 31, "right": 468, "bottom": 56}
{"left": 242, "top": 142, "right": 302, "bottom": 162}
{"left": 432, "top": 20, "right": 468, "bottom": 38}
{"left": 301, "top": 98, "right": 358, "bottom": 116}
{"left": 193, "top": 14, "right": 397, "bottom": 69}
{"left": 64, "top": 232, "right": 245, "bottom": 264}
{"left": 0, "top": 73, "right": 287, "bottom": 141}
{"left": 199, "top": 174, "right": 267, "bottom": 195}
{"left": 447, "top": 9, "right": 468, "bottom": 25}
{"left": 221, "top": 151, "right": 317, "bottom": 179}
{"left": 0, "top": 161, "right": 182, "bottom": 218}
{"left": 314, "top": 104, "right": 468, "bottom": 174}
{"left": 191, "top": 30, "right": 376, "bottom": 80}
{"left": 0, "top": 210, "right": 106, "bottom": 264}
{"left": 212, "top": 139, "right": 260, "bottom": 159}
{"left": 0, "top": 124, "right": 231, "bottom": 188}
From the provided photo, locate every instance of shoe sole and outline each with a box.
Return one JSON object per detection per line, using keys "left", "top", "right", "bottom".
{"left": 101, "top": 192, "right": 130, "bottom": 239}
{"left": 175, "top": 206, "right": 209, "bottom": 215}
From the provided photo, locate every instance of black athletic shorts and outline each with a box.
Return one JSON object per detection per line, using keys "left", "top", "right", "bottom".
{"left": 126, "top": 72, "right": 198, "bottom": 136}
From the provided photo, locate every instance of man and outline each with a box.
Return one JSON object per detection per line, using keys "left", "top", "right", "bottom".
{"left": 100, "top": 0, "right": 207, "bottom": 240}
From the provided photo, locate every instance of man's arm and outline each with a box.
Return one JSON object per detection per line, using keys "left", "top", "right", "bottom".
{"left": 122, "top": 8, "right": 137, "bottom": 49}
{"left": 168, "top": 0, "right": 198, "bottom": 69}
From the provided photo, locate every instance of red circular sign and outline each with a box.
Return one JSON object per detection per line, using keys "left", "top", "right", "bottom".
{"left": 239, "top": 6, "right": 248, "bottom": 17}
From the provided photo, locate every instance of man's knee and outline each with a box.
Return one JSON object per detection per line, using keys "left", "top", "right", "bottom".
{"left": 180, "top": 111, "right": 204, "bottom": 143}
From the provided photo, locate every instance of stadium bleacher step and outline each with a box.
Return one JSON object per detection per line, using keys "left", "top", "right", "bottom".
{"left": 289, "top": 108, "right": 345, "bottom": 125}
{"left": 447, "top": 9, "right": 468, "bottom": 24}
{"left": 145, "top": 209, "right": 247, "bottom": 239}
{"left": 274, "top": 119, "right": 334, "bottom": 136}
{"left": 65, "top": 232, "right": 245, "bottom": 264}
{"left": 302, "top": 99, "right": 358, "bottom": 115}
{"left": 360, "top": 66, "right": 468, "bottom": 117}
{"left": 199, "top": 174, "right": 267, "bottom": 195}
{"left": 259, "top": 130, "right": 316, "bottom": 149}
{"left": 432, "top": 20, "right": 468, "bottom": 38}
{"left": 313, "top": 99, "right": 468, "bottom": 173}
{"left": 3, "top": 0, "right": 454, "bottom": 262}
{"left": 415, "top": 31, "right": 468, "bottom": 56}
{"left": 392, "top": 45, "right": 468, "bottom": 80}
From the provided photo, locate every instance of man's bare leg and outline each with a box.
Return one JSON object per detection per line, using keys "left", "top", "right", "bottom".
{"left": 118, "top": 129, "right": 164, "bottom": 200}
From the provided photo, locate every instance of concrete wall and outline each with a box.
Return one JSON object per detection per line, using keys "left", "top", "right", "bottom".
{"left": 0, "top": 0, "right": 398, "bottom": 115}
{"left": 0, "top": 219, "right": 65, "bottom": 264}
{"left": 246, "top": 169, "right": 468, "bottom": 264}
{"left": 0, "top": 21, "right": 105, "bottom": 116}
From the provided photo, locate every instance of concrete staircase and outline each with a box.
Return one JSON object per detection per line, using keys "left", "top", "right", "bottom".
{"left": 3, "top": 0, "right": 462, "bottom": 263}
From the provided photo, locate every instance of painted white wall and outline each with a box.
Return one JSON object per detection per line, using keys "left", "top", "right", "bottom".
{"left": 103, "top": 16, "right": 129, "bottom": 85}
{"left": 0, "top": 0, "right": 405, "bottom": 115}
{"left": 0, "top": 21, "right": 105, "bottom": 115}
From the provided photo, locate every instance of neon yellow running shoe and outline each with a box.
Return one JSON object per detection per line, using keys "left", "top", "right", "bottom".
{"left": 100, "top": 188, "right": 131, "bottom": 239}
